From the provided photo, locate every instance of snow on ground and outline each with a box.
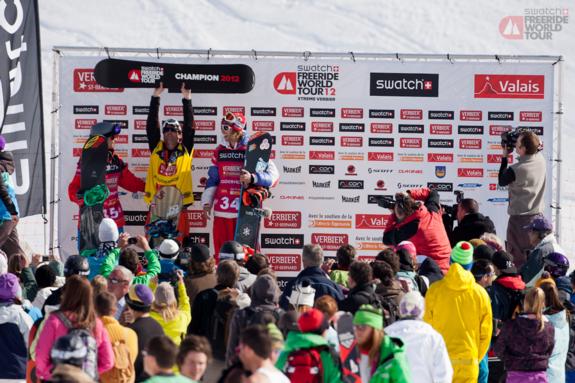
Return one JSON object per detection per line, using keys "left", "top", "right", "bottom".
{"left": 21, "top": 0, "right": 575, "bottom": 256}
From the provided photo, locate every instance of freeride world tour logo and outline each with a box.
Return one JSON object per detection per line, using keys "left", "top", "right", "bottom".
{"left": 273, "top": 64, "right": 340, "bottom": 101}
{"left": 499, "top": 8, "right": 569, "bottom": 40}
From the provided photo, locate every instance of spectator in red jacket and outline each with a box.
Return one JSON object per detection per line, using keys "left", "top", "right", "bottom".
{"left": 383, "top": 188, "right": 452, "bottom": 273}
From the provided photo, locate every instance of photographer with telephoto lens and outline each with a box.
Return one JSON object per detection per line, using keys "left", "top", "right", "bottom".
{"left": 380, "top": 189, "right": 452, "bottom": 274}
{"left": 498, "top": 128, "right": 546, "bottom": 268}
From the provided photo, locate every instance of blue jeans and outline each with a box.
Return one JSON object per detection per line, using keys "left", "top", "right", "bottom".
{"left": 478, "top": 353, "right": 489, "bottom": 383}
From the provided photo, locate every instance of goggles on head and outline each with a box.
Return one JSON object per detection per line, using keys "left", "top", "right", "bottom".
{"left": 221, "top": 112, "right": 245, "bottom": 132}
{"left": 162, "top": 119, "right": 182, "bottom": 134}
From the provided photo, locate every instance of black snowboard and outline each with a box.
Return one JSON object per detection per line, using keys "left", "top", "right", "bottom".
{"left": 78, "top": 135, "right": 109, "bottom": 253}
{"left": 337, "top": 312, "right": 362, "bottom": 383}
{"left": 234, "top": 132, "right": 273, "bottom": 249}
{"left": 94, "top": 58, "right": 255, "bottom": 93}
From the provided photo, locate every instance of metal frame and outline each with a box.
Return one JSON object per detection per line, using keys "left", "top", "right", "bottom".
{"left": 48, "top": 47, "right": 564, "bottom": 256}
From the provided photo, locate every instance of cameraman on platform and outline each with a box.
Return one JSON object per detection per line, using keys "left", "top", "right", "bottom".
{"left": 498, "top": 129, "right": 546, "bottom": 268}
{"left": 381, "top": 188, "right": 452, "bottom": 274}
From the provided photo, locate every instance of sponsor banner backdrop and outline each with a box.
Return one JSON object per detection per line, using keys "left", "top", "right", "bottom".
{"left": 58, "top": 56, "right": 555, "bottom": 278}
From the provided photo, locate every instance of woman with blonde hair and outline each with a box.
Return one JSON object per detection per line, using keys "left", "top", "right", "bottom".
{"left": 494, "top": 287, "right": 555, "bottom": 382}
{"left": 150, "top": 271, "right": 191, "bottom": 345}
{"left": 352, "top": 304, "right": 411, "bottom": 383}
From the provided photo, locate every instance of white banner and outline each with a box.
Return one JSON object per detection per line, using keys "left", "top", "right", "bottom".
{"left": 57, "top": 54, "right": 555, "bottom": 279}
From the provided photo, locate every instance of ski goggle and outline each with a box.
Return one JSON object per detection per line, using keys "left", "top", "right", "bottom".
{"left": 162, "top": 119, "right": 182, "bottom": 134}
{"left": 221, "top": 112, "right": 245, "bottom": 131}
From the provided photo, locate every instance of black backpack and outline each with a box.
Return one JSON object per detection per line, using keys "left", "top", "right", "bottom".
{"left": 207, "top": 291, "right": 237, "bottom": 360}
{"left": 242, "top": 305, "right": 284, "bottom": 328}
{"left": 361, "top": 291, "right": 400, "bottom": 327}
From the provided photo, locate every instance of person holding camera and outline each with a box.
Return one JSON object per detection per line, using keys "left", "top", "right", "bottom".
{"left": 382, "top": 189, "right": 452, "bottom": 274}
{"left": 449, "top": 198, "right": 496, "bottom": 247}
{"left": 499, "top": 130, "right": 546, "bottom": 268}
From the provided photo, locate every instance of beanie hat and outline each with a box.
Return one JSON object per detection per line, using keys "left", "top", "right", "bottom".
{"left": 288, "top": 280, "right": 316, "bottom": 308}
{"left": 451, "top": 241, "right": 474, "bottom": 268}
{"left": 158, "top": 239, "right": 179, "bottom": 259}
{"left": 297, "top": 308, "right": 329, "bottom": 334}
{"left": 0, "top": 250, "right": 7, "bottom": 275}
{"left": 267, "top": 323, "right": 284, "bottom": 346}
{"left": 397, "top": 241, "right": 416, "bottom": 257}
{"left": 469, "top": 239, "right": 486, "bottom": 249}
{"left": 0, "top": 135, "right": 5, "bottom": 151}
{"left": 154, "top": 282, "right": 176, "bottom": 306}
{"left": 535, "top": 272, "right": 556, "bottom": 288}
{"left": 0, "top": 273, "right": 22, "bottom": 302}
{"left": 399, "top": 291, "right": 425, "bottom": 320}
{"left": 353, "top": 304, "right": 383, "bottom": 330}
{"left": 492, "top": 250, "right": 517, "bottom": 275}
{"left": 98, "top": 218, "right": 119, "bottom": 243}
{"left": 125, "top": 284, "right": 154, "bottom": 312}
{"left": 190, "top": 244, "right": 211, "bottom": 263}
{"left": 474, "top": 244, "right": 495, "bottom": 261}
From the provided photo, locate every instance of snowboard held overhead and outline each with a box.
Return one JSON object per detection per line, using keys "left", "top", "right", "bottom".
{"left": 94, "top": 58, "right": 256, "bottom": 93}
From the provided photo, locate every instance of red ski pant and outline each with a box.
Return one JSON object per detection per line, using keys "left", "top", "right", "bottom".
{"left": 213, "top": 216, "right": 237, "bottom": 263}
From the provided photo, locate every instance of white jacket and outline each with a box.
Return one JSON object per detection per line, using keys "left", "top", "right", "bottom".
{"left": 0, "top": 304, "right": 33, "bottom": 347}
{"left": 385, "top": 319, "right": 453, "bottom": 383}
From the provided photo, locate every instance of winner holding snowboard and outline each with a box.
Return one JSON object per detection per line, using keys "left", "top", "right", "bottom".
{"left": 201, "top": 112, "right": 279, "bottom": 260}
{"left": 144, "top": 82, "right": 195, "bottom": 242}
{"left": 69, "top": 122, "right": 145, "bottom": 246}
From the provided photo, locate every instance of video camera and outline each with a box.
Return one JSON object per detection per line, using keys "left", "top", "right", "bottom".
{"left": 374, "top": 195, "right": 396, "bottom": 210}
{"left": 501, "top": 127, "right": 526, "bottom": 152}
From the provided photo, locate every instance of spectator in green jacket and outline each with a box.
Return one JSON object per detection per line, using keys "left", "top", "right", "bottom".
{"left": 100, "top": 234, "right": 160, "bottom": 286}
{"left": 354, "top": 304, "right": 411, "bottom": 383}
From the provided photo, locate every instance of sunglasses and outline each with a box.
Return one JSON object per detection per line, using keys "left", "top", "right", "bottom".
{"left": 162, "top": 126, "right": 181, "bottom": 134}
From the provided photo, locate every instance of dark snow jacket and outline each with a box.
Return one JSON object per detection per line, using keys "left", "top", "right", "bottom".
{"left": 494, "top": 315, "right": 555, "bottom": 372}
{"left": 488, "top": 275, "right": 526, "bottom": 322}
{"left": 450, "top": 213, "right": 496, "bottom": 246}
{"left": 279, "top": 267, "right": 344, "bottom": 310}
{"left": 339, "top": 283, "right": 377, "bottom": 314}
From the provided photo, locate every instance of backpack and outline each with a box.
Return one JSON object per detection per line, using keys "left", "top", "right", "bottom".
{"left": 242, "top": 305, "right": 283, "bottom": 328}
{"left": 380, "top": 296, "right": 400, "bottom": 327}
{"left": 357, "top": 290, "right": 399, "bottom": 327}
{"left": 54, "top": 311, "right": 99, "bottom": 381}
{"left": 208, "top": 290, "right": 238, "bottom": 360}
{"left": 285, "top": 348, "right": 324, "bottom": 383}
{"left": 100, "top": 328, "right": 134, "bottom": 383}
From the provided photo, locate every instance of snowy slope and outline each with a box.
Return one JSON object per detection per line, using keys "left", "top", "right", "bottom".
{"left": 23, "top": 0, "right": 574, "bottom": 256}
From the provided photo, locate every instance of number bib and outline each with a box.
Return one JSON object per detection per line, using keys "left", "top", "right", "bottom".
{"left": 213, "top": 146, "right": 245, "bottom": 215}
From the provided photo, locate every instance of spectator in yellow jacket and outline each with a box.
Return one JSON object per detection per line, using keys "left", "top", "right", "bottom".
{"left": 150, "top": 271, "right": 191, "bottom": 346}
{"left": 95, "top": 291, "right": 138, "bottom": 383}
{"left": 424, "top": 241, "right": 493, "bottom": 383}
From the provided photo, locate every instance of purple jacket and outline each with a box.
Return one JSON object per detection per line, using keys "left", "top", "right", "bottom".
{"left": 494, "top": 315, "right": 555, "bottom": 372}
